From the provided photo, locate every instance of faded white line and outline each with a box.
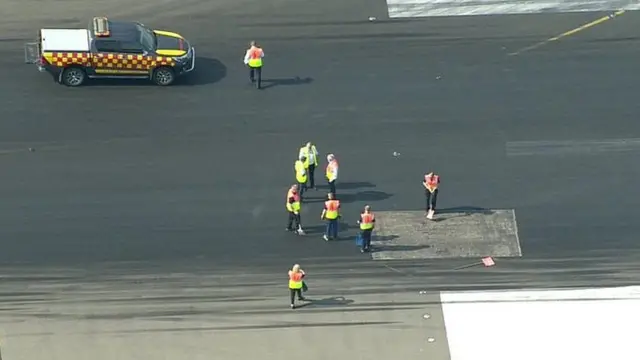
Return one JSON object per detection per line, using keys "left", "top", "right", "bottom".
{"left": 386, "top": 0, "right": 640, "bottom": 18}
{"left": 506, "top": 138, "right": 640, "bottom": 156}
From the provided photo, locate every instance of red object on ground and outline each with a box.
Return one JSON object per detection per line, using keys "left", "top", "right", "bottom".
{"left": 482, "top": 257, "right": 495, "bottom": 267}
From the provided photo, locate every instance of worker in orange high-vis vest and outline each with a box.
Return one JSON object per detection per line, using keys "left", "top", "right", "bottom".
{"left": 288, "top": 264, "right": 306, "bottom": 309}
{"left": 357, "top": 205, "right": 375, "bottom": 252}
{"left": 325, "top": 154, "right": 339, "bottom": 196}
{"left": 321, "top": 193, "right": 340, "bottom": 241}
{"left": 243, "top": 41, "right": 264, "bottom": 88}
{"left": 423, "top": 172, "right": 440, "bottom": 219}
{"left": 286, "top": 184, "right": 304, "bottom": 234}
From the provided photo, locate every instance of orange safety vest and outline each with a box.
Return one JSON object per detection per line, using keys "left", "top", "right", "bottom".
{"left": 360, "top": 212, "right": 375, "bottom": 230}
{"left": 286, "top": 189, "right": 300, "bottom": 211}
{"left": 286, "top": 189, "right": 299, "bottom": 201}
{"left": 288, "top": 271, "right": 304, "bottom": 289}
{"left": 248, "top": 47, "right": 263, "bottom": 67}
{"left": 425, "top": 174, "right": 440, "bottom": 193}
{"left": 324, "top": 200, "right": 340, "bottom": 219}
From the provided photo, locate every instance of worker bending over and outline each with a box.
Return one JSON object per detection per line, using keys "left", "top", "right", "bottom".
{"left": 357, "top": 205, "right": 375, "bottom": 252}
{"left": 325, "top": 154, "right": 339, "bottom": 196}
{"left": 299, "top": 142, "right": 319, "bottom": 189}
{"left": 423, "top": 171, "right": 440, "bottom": 219}
{"left": 286, "top": 184, "right": 304, "bottom": 234}
{"left": 321, "top": 193, "right": 340, "bottom": 241}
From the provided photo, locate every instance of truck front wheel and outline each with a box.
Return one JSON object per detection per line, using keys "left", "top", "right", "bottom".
{"left": 153, "top": 67, "right": 175, "bottom": 86}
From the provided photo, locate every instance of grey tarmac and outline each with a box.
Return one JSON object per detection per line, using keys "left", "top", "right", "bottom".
{"left": 1, "top": 0, "right": 640, "bottom": 358}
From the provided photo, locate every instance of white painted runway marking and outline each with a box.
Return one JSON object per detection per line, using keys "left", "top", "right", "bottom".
{"left": 386, "top": 0, "right": 640, "bottom": 18}
{"left": 506, "top": 138, "right": 640, "bottom": 156}
{"left": 440, "top": 286, "right": 640, "bottom": 360}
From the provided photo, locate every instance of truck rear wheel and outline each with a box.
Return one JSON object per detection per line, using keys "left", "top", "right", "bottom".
{"left": 153, "top": 67, "right": 175, "bottom": 86}
{"left": 61, "top": 67, "right": 86, "bottom": 87}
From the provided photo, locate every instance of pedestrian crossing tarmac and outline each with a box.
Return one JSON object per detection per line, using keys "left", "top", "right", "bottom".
{"left": 385, "top": 0, "right": 640, "bottom": 18}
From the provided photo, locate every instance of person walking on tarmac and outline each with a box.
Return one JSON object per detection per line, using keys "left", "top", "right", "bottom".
{"left": 299, "top": 142, "right": 319, "bottom": 190}
{"left": 423, "top": 171, "right": 440, "bottom": 219}
{"left": 321, "top": 193, "right": 340, "bottom": 241}
{"left": 357, "top": 205, "right": 375, "bottom": 252}
{"left": 243, "top": 41, "right": 264, "bottom": 89}
{"left": 294, "top": 156, "right": 308, "bottom": 199}
{"left": 288, "top": 264, "right": 307, "bottom": 309}
{"left": 325, "top": 154, "right": 339, "bottom": 196}
{"left": 286, "top": 184, "right": 305, "bottom": 234}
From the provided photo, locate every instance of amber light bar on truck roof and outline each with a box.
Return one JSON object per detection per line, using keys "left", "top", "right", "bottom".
{"left": 92, "top": 17, "right": 110, "bottom": 37}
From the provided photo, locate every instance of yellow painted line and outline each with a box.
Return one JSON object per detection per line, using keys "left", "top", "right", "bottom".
{"left": 508, "top": 9, "right": 626, "bottom": 56}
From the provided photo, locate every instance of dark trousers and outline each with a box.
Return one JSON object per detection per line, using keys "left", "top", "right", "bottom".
{"left": 297, "top": 181, "right": 307, "bottom": 199}
{"left": 307, "top": 164, "right": 316, "bottom": 188}
{"left": 328, "top": 180, "right": 336, "bottom": 195}
{"left": 361, "top": 229, "right": 373, "bottom": 250}
{"left": 249, "top": 66, "right": 262, "bottom": 87}
{"left": 287, "top": 212, "right": 301, "bottom": 230}
{"left": 290, "top": 288, "right": 303, "bottom": 304}
{"left": 326, "top": 219, "right": 338, "bottom": 238}
{"left": 426, "top": 189, "right": 439, "bottom": 211}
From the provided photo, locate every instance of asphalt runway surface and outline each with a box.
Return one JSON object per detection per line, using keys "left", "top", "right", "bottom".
{"left": 1, "top": 0, "right": 640, "bottom": 358}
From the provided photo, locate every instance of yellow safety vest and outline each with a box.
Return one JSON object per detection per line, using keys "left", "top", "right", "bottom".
{"left": 248, "top": 47, "right": 263, "bottom": 67}
{"left": 287, "top": 199, "right": 301, "bottom": 213}
{"left": 299, "top": 145, "right": 318, "bottom": 167}
{"left": 295, "top": 160, "right": 307, "bottom": 183}
{"left": 360, "top": 213, "right": 375, "bottom": 230}
{"left": 286, "top": 190, "right": 301, "bottom": 213}
{"left": 325, "top": 200, "right": 340, "bottom": 220}
{"left": 326, "top": 161, "right": 338, "bottom": 181}
{"left": 289, "top": 272, "right": 303, "bottom": 289}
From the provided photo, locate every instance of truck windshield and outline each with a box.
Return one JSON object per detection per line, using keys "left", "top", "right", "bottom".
{"left": 137, "top": 24, "right": 157, "bottom": 51}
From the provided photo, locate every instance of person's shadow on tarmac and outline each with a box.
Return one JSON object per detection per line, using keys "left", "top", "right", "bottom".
{"left": 260, "top": 76, "right": 313, "bottom": 89}
{"left": 296, "top": 296, "right": 354, "bottom": 309}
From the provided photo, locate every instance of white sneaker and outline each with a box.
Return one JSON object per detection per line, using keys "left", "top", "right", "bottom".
{"left": 297, "top": 228, "right": 305, "bottom": 235}
{"left": 323, "top": 234, "right": 329, "bottom": 241}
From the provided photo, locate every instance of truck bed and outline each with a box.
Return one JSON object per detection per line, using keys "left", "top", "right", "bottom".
{"left": 41, "top": 29, "right": 90, "bottom": 52}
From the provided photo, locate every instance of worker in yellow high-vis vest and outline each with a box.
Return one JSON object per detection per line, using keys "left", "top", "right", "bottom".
{"left": 243, "top": 41, "right": 264, "bottom": 89}
{"left": 326, "top": 153, "right": 339, "bottom": 196}
{"left": 294, "top": 156, "right": 308, "bottom": 199}
{"left": 321, "top": 192, "right": 341, "bottom": 241}
{"left": 298, "top": 142, "right": 319, "bottom": 189}
{"left": 286, "top": 184, "right": 304, "bottom": 235}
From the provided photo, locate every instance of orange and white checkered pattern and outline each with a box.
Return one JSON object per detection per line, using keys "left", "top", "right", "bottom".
{"left": 94, "top": 53, "right": 175, "bottom": 70}
{"left": 51, "top": 52, "right": 91, "bottom": 67}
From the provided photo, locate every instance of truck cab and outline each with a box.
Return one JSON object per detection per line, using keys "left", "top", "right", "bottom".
{"left": 25, "top": 17, "right": 196, "bottom": 86}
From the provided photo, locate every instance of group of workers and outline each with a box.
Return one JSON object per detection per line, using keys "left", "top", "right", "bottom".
{"left": 286, "top": 167, "right": 440, "bottom": 309}
{"left": 286, "top": 142, "right": 345, "bottom": 240}
{"left": 245, "top": 40, "right": 444, "bottom": 306}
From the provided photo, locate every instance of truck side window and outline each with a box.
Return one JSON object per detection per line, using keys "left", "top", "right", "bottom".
{"left": 95, "top": 40, "right": 121, "bottom": 53}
